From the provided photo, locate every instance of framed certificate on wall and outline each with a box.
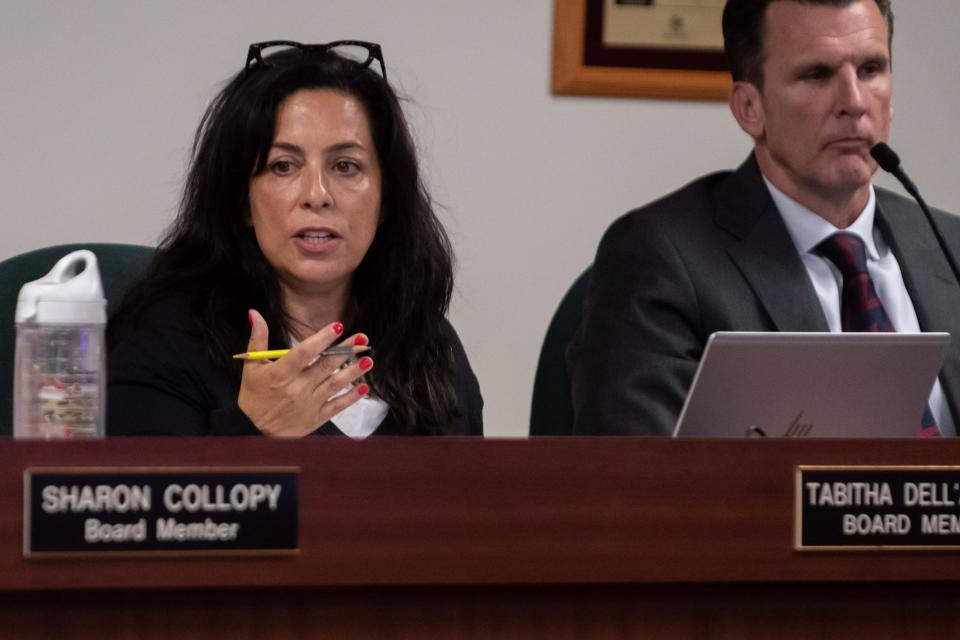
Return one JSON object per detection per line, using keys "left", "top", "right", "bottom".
{"left": 552, "top": 0, "right": 731, "bottom": 101}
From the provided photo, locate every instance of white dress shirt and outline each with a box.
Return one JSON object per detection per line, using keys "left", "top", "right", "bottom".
{"left": 329, "top": 390, "right": 389, "bottom": 439}
{"left": 764, "top": 178, "right": 955, "bottom": 436}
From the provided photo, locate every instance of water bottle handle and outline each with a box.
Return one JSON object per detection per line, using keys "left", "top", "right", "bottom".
{"left": 46, "top": 250, "right": 94, "bottom": 281}
{"left": 15, "top": 250, "right": 106, "bottom": 324}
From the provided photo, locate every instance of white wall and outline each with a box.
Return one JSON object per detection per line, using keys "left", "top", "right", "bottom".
{"left": 2, "top": 1, "right": 958, "bottom": 437}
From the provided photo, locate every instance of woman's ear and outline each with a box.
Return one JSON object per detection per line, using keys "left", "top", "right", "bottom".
{"left": 729, "top": 81, "right": 766, "bottom": 141}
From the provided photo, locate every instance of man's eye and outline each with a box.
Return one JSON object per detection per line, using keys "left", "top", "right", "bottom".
{"left": 803, "top": 68, "right": 831, "bottom": 81}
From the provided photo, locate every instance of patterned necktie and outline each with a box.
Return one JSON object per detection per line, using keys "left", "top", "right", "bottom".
{"left": 816, "top": 232, "right": 940, "bottom": 437}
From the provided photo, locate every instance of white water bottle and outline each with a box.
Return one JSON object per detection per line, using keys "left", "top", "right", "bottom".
{"left": 13, "top": 250, "right": 107, "bottom": 439}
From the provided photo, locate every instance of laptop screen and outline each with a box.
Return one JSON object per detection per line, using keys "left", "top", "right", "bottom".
{"left": 673, "top": 332, "right": 950, "bottom": 438}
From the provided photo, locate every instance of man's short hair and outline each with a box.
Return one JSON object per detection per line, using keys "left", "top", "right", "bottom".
{"left": 722, "top": 0, "right": 894, "bottom": 88}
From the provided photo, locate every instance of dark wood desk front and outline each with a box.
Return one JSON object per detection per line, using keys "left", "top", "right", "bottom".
{"left": 1, "top": 437, "right": 959, "bottom": 638}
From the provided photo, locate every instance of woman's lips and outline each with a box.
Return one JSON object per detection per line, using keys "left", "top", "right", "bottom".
{"left": 293, "top": 229, "right": 340, "bottom": 252}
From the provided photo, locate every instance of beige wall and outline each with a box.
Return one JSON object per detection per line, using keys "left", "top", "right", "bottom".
{"left": 2, "top": 1, "right": 958, "bottom": 436}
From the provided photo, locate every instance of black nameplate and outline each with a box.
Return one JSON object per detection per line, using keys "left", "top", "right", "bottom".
{"left": 24, "top": 467, "right": 299, "bottom": 558}
{"left": 796, "top": 465, "right": 960, "bottom": 551}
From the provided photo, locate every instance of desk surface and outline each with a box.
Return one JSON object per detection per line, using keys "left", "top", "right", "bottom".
{"left": 2, "top": 436, "right": 959, "bottom": 592}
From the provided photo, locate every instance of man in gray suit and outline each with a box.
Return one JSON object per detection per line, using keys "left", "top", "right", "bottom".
{"left": 569, "top": 0, "right": 960, "bottom": 435}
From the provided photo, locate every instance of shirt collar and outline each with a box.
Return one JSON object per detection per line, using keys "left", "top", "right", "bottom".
{"left": 763, "top": 177, "right": 883, "bottom": 260}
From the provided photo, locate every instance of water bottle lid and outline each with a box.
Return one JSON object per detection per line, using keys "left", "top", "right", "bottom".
{"left": 15, "top": 250, "right": 107, "bottom": 325}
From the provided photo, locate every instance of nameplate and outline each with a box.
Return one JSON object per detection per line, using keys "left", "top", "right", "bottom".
{"left": 24, "top": 467, "right": 299, "bottom": 558}
{"left": 796, "top": 465, "right": 960, "bottom": 551}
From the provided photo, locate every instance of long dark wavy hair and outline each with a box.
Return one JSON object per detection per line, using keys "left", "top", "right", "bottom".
{"left": 111, "top": 43, "right": 459, "bottom": 434}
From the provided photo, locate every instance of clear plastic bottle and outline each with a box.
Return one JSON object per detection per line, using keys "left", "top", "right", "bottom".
{"left": 13, "top": 250, "right": 107, "bottom": 439}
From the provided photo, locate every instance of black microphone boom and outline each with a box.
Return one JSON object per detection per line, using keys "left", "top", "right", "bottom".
{"left": 870, "top": 142, "right": 960, "bottom": 288}
{"left": 871, "top": 142, "right": 920, "bottom": 198}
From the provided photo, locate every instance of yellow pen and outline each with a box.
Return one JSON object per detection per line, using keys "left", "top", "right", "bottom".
{"left": 232, "top": 345, "right": 371, "bottom": 360}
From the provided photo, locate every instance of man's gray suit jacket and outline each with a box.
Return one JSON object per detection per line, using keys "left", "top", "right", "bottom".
{"left": 568, "top": 154, "right": 960, "bottom": 435}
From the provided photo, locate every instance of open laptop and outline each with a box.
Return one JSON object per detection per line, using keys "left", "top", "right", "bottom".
{"left": 673, "top": 332, "right": 950, "bottom": 438}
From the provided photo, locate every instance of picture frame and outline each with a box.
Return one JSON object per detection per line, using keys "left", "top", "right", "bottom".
{"left": 552, "top": 0, "right": 731, "bottom": 101}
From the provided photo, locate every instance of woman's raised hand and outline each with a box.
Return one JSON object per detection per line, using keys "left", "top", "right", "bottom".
{"left": 237, "top": 309, "right": 373, "bottom": 437}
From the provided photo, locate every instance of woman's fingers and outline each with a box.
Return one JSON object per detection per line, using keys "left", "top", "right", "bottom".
{"left": 271, "top": 322, "right": 345, "bottom": 375}
{"left": 279, "top": 329, "right": 371, "bottom": 386}
{"left": 255, "top": 358, "right": 373, "bottom": 438}
{"left": 315, "top": 380, "right": 371, "bottom": 426}
{"left": 245, "top": 309, "right": 269, "bottom": 353}
{"left": 237, "top": 313, "right": 376, "bottom": 438}
{"left": 310, "top": 362, "right": 373, "bottom": 430}
{"left": 312, "top": 355, "right": 374, "bottom": 401}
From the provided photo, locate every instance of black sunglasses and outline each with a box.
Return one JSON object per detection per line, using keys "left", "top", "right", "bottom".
{"left": 245, "top": 40, "right": 387, "bottom": 81}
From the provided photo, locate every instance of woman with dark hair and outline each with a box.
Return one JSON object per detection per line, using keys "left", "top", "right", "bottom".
{"left": 107, "top": 41, "right": 483, "bottom": 437}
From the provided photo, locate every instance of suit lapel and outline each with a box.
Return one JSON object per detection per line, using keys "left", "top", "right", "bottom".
{"left": 715, "top": 156, "right": 829, "bottom": 332}
{"left": 877, "top": 193, "right": 960, "bottom": 416}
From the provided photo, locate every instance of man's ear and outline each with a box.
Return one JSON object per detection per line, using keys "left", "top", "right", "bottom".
{"left": 729, "top": 80, "right": 765, "bottom": 140}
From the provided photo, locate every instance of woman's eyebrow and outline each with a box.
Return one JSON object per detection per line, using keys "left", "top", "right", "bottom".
{"left": 270, "top": 141, "right": 304, "bottom": 155}
{"left": 324, "top": 141, "right": 367, "bottom": 154}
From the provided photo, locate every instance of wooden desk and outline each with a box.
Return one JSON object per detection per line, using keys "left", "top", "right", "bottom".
{"left": 1, "top": 437, "right": 959, "bottom": 638}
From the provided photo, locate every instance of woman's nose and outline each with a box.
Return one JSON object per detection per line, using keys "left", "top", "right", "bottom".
{"left": 301, "top": 168, "right": 332, "bottom": 210}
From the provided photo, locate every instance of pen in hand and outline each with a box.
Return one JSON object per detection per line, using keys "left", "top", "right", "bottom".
{"left": 232, "top": 345, "right": 371, "bottom": 361}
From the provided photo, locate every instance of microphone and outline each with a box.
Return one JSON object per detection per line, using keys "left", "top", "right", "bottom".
{"left": 870, "top": 142, "right": 960, "bottom": 287}
{"left": 870, "top": 142, "right": 920, "bottom": 199}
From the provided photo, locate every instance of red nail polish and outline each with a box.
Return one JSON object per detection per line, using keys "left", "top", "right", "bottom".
{"left": 358, "top": 356, "right": 373, "bottom": 371}
{"left": 353, "top": 334, "right": 368, "bottom": 346}
{"left": 357, "top": 383, "right": 370, "bottom": 396}
{"left": 333, "top": 322, "right": 344, "bottom": 335}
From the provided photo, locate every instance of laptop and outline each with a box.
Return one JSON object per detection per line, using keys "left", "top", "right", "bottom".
{"left": 673, "top": 332, "right": 951, "bottom": 438}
